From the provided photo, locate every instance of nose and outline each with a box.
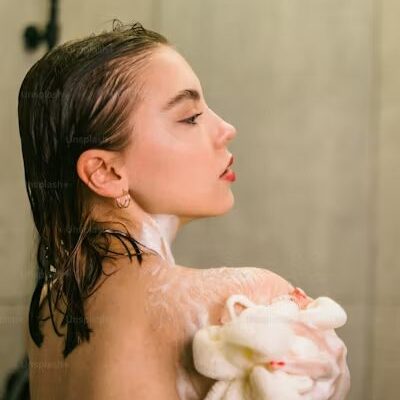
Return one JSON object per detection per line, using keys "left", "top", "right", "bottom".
{"left": 222, "top": 120, "right": 237, "bottom": 142}
{"left": 216, "top": 115, "right": 237, "bottom": 148}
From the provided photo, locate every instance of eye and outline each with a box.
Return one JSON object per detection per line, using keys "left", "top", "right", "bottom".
{"left": 180, "top": 112, "right": 203, "bottom": 125}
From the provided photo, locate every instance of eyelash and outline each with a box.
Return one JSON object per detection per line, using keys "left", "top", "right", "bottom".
{"left": 181, "top": 112, "right": 203, "bottom": 125}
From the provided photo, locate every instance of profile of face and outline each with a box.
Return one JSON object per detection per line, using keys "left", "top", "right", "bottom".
{"left": 126, "top": 46, "right": 237, "bottom": 218}
{"left": 78, "top": 45, "right": 237, "bottom": 222}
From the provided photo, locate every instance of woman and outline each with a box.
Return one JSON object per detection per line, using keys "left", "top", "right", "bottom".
{"left": 18, "top": 20, "right": 350, "bottom": 399}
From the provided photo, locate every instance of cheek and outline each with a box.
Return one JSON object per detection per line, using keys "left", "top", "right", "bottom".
{"left": 126, "top": 129, "right": 221, "bottom": 206}
{"left": 165, "top": 152, "right": 217, "bottom": 187}
{"left": 143, "top": 154, "right": 218, "bottom": 206}
{"left": 137, "top": 137, "right": 212, "bottom": 185}
{"left": 156, "top": 155, "right": 206, "bottom": 189}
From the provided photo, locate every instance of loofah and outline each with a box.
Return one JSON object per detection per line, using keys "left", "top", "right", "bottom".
{"left": 192, "top": 289, "right": 350, "bottom": 400}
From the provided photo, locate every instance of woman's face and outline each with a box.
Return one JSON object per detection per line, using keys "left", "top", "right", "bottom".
{"left": 123, "top": 46, "right": 237, "bottom": 218}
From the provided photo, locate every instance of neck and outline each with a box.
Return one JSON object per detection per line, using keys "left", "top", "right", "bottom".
{"left": 91, "top": 197, "right": 188, "bottom": 268}
{"left": 138, "top": 211, "right": 181, "bottom": 267}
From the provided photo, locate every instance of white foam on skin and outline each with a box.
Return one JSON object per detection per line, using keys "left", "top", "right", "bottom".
{"left": 139, "top": 213, "right": 180, "bottom": 268}
{"left": 136, "top": 211, "right": 209, "bottom": 399}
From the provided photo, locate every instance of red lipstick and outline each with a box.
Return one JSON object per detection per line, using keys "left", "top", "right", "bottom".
{"left": 219, "top": 155, "right": 236, "bottom": 182}
{"left": 220, "top": 170, "right": 236, "bottom": 182}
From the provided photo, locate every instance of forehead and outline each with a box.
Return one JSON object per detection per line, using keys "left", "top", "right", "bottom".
{"left": 140, "top": 46, "right": 203, "bottom": 106}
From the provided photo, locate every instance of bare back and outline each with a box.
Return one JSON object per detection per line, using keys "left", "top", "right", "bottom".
{"left": 27, "top": 256, "right": 295, "bottom": 400}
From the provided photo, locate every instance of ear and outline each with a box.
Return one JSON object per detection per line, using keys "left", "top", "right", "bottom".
{"left": 76, "top": 149, "right": 128, "bottom": 198}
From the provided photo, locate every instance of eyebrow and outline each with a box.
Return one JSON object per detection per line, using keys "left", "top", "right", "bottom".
{"left": 162, "top": 89, "right": 201, "bottom": 111}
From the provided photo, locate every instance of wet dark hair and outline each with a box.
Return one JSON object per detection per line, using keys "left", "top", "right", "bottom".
{"left": 17, "top": 19, "right": 171, "bottom": 358}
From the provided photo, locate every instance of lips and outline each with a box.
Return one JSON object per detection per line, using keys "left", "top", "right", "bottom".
{"left": 220, "top": 155, "right": 234, "bottom": 177}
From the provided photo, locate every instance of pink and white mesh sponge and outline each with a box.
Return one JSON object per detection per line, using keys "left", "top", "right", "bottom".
{"left": 192, "top": 289, "right": 350, "bottom": 400}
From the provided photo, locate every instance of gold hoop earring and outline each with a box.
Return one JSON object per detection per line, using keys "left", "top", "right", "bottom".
{"left": 115, "top": 189, "right": 131, "bottom": 208}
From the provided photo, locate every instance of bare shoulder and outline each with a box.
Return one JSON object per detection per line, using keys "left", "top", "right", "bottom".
{"left": 183, "top": 264, "right": 296, "bottom": 304}
{"left": 167, "top": 265, "right": 300, "bottom": 332}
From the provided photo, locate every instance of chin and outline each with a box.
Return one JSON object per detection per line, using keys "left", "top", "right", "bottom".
{"left": 179, "top": 191, "right": 235, "bottom": 219}
{"left": 211, "top": 193, "right": 235, "bottom": 216}
{"left": 183, "top": 202, "right": 235, "bottom": 220}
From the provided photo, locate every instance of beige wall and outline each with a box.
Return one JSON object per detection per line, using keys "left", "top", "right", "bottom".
{"left": 0, "top": 0, "right": 48, "bottom": 390}
{"left": 0, "top": 1, "right": 398, "bottom": 399}
{"left": 372, "top": 0, "right": 400, "bottom": 397}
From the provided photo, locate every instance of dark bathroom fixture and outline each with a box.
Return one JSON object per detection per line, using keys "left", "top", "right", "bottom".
{"left": 23, "top": 0, "right": 60, "bottom": 52}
